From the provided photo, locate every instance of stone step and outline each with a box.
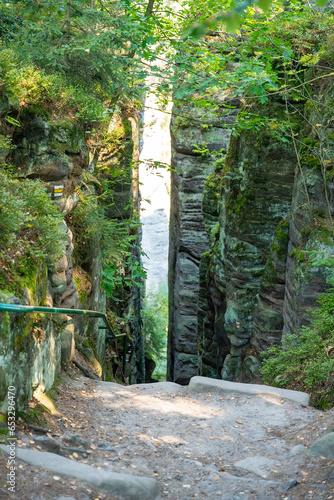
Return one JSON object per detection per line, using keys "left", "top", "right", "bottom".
{"left": 0, "top": 445, "right": 160, "bottom": 500}
{"left": 188, "top": 376, "right": 310, "bottom": 405}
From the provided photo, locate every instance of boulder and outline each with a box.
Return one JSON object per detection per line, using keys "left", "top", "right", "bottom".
{"left": 0, "top": 446, "right": 160, "bottom": 499}
{"left": 188, "top": 376, "right": 310, "bottom": 405}
{"left": 308, "top": 433, "right": 334, "bottom": 458}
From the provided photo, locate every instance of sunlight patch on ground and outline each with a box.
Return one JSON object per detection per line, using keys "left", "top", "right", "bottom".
{"left": 257, "top": 394, "right": 285, "bottom": 406}
{"left": 98, "top": 387, "right": 230, "bottom": 419}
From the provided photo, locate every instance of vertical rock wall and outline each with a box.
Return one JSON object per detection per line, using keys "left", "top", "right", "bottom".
{"left": 195, "top": 101, "right": 299, "bottom": 380}
{"left": 169, "top": 76, "right": 334, "bottom": 383}
{"left": 0, "top": 114, "right": 88, "bottom": 411}
{"left": 219, "top": 106, "right": 299, "bottom": 379}
{"left": 282, "top": 81, "right": 334, "bottom": 340}
{"left": 0, "top": 267, "right": 60, "bottom": 412}
{"left": 0, "top": 104, "right": 145, "bottom": 410}
{"left": 168, "top": 100, "right": 238, "bottom": 384}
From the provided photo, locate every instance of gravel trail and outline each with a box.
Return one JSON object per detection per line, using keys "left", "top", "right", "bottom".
{"left": 1, "top": 372, "right": 333, "bottom": 500}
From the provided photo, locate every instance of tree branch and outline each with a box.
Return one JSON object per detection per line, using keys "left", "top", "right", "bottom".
{"left": 145, "top": 0, "right": 156, "bottom": 17}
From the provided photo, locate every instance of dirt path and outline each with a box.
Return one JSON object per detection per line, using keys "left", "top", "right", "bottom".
{"left": 1, "top": 369, "right": 333, "bottom": 500}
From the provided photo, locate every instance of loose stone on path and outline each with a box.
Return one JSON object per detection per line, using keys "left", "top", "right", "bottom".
{"left": 0, "top": 446, "right": 160, "bottom": 499}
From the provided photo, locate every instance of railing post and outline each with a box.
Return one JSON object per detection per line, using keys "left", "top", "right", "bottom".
{"left": 123, "top": 336, "right": 128, "bottom": 378}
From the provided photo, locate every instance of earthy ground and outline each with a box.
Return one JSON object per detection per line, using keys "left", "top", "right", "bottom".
{"left": 0, "top": 365, "right": 333, "bottom": 500}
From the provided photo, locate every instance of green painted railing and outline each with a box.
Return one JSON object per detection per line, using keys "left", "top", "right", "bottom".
{"left": 0, "top": 303, "right": 131, "bottom": 376}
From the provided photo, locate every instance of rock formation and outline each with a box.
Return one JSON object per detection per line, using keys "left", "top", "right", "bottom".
{"left": 168, "top": 98, "right": 239, "bottom": 384}
{"left": 0, "top": 102, "right": 144, "bottom": 410}
{"left": 168, "top": 77, "right": 334, "bottom": 383}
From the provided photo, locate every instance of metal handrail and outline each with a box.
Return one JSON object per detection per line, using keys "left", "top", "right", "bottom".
{"left": 0, "top": 302, "right": 132, "bottom": 376}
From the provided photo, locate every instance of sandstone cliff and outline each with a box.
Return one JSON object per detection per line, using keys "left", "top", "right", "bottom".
{"left": 0, "top": 100, "right": 144, "bottom": 410}
{"left": 168, "top": 76, "right": 334, "bottom": 384}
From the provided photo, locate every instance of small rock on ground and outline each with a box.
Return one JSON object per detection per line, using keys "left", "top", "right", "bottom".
{"left": 308, "top": 432, "right": 334, "bottom": 458}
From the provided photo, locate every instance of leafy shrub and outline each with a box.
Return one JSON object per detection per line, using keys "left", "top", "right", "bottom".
{"left": 0, "top": 0, "right": 151, "bottom": 123}
{"left": 68, "top": 192, "right": 132, "bottom": 265}
{"left": 0, "top": 170, "right": 65, "bottom": 292}
{"left": 0, "top": 7, "right": 22, "bottom": 41}
{"left": 261, "top": 287, "right": 334, "bottom": 409}
{"left": 102, "top": 256, "right": 147, "bottom": 297}
{"left": 143, "top": 291, "right": 168, "bottom": 380}
{"left": 67, "top": 189, "right": 147, "bottom": 310}
{"left": 0, "top": 46, "right": 106, "bottom": 122}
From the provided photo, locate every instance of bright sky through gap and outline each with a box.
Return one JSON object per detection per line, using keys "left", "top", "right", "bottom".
{"left": 139, "top": 88, "right": 171, "bottom": 293}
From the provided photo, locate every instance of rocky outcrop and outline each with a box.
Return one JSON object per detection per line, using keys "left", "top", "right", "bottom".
{"left": 0, "top": 268, "right": 60, "bottom": 412}
{"left": 221, "top": 103, "right": 299, "bottom": 379}
{"left": 282, "top": 82, "right": 334, "bottom": 340}
{"left": 168, "top": 99, "right": 239, "bottom": 384}
{"left": 50, "top": 222, "right": 79, "bottom": 310}
{"left": 194, "top": 101, "right": 299, "bottom": 380}
{"left": 169, "top": 76, "right": 334, "bottom": 383}
{"left": 0, "top": 113, "right": 88, "bottom": 410}
{"left": 12, "top": 115, "right": 85, "bottom": 317}
{"left": 12, "top": 116, "right": 88, "bottom": 215}
{"left": 0, "top": 103, "right": 145, "bottom": 409}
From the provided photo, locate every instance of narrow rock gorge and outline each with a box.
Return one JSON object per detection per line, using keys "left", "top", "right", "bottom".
{"left": 1, "top": 2, "right": 334, "bottom": 498}
{"left": 1, "top": 0, "right": 334, "bottom": 415}
{"left": 168, "top": 72, "right": 334, "bottom": 385}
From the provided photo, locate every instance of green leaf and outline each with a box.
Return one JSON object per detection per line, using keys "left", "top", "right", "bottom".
{"left": 282, "top": 49, "right": 293, "bottom": 60}
{"left": 224, "top": 12, "right": 241, "bottom": 33}
{"left": 5, "top": 116, "right": 20, "bottom": 127}
{"left": 314, "top": 0, "right": 328, "bottom": 6}
{"left": 257, "top": 0, "right": 272, "bottom": 13}
{"left": 182, "top": 22, "right": 207, "bottom": 39}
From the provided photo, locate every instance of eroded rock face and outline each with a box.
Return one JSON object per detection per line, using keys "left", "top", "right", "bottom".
{"left": 168, "top": 99, "right": 239, "bottom": 384}
{"left": 0, "top": 276, "right": 61, "bottom": 412}
{"left": 1, "top": 98, "right": 145, "bottom": 409}
{"left": 12, "top": 117, "right": 88, "bottom": 180}
{"left": 0, "top": 113, "right": 86, "bottom": 408}
{"left": 169, "top": 78, "right": 334, "bottom": 382}
{"left": 12, "top": 117, "right": 88, "bottom": 217}
{"left": 194, "top": 101, "right": 301, "bottom": 379}
{"left": 60, "top": 322, "right": 75, "bottom": 371}
{"left": 282, "top": 85, "right": 334, "bottom": 340}
{"left": 50, "top": 222, "right": 79, "bottom": 310}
